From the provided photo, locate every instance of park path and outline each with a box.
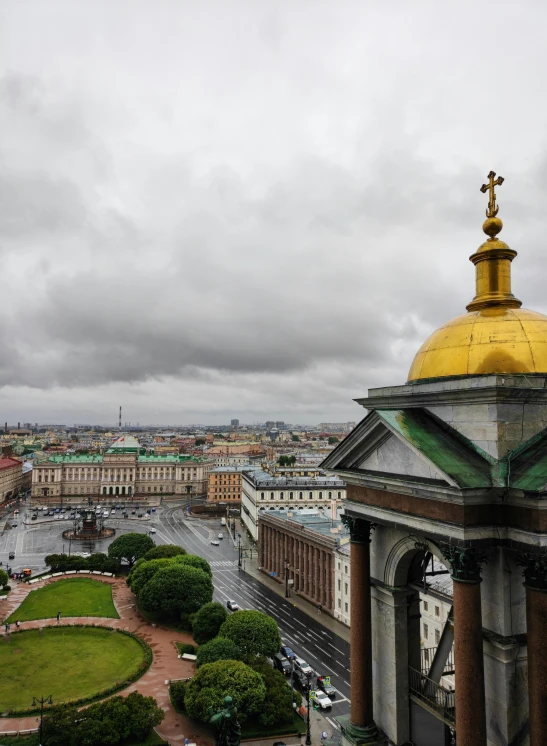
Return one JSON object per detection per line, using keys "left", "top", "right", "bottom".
{"left": 0, "top": 575, "right": 213, "bottom": 745}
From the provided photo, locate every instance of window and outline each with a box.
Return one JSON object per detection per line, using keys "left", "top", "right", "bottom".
{"left": 328, "top": 491, "right": 332, "bottom": 498}
{"left": 423, "top": 624, "right": 429, "bottom": 640}
{"left": 309, "top": 491, "right": 313, "bottom": 498}
{"left": 337, "top": 562, "right": 340, "bottom": 570}
{"left": 337, "top": 580, "right": 341, "bottom": 591}
{"left": 261, "top": 492, "right": 264, "bottom": 498}
{"left": 435, "top": 606, "right": 440, "bottom": 617}
{"left": 289, "top": 492, "right": 294, "bottom": 499}
{"left": 280, "top": 492, "right": 284, "bottom": 499}
{"left": 344, "top": 602, "right": 348, "bottom": 612}
{"left": 424, "top": 601, "right": 429, "bottom": 612}
{"left": 270, "top": 492, "right": 274, "bottom": 499}
{"left": 435, "top": 629, "right": 440, "bottom": 645}
{"left": 299, "top": 492, "right": 303, "bottom": 499}
{"left": 319, "top": 491, "right": 323, "bottom": 499}
{"left": 338, "top": 491, "right": 341, "bottom": 498}
{"left": 338, "top": 599, "right": 341, "bottom": 608}
{"left": 345, "top": 583, "right": 348, "bottom": 594}
{"left": 344, "top": 565, "right": 348, "bottom": 574}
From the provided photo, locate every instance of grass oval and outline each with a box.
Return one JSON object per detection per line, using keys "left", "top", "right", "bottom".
{"left": 7, "top": 578, "right": 119, "bottom": 623}
{"left": 0, "top": 627, "right": 146, "bottom": 711}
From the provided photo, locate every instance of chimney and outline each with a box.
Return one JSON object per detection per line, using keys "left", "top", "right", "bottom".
{"left": 331, "top": 499, "right": 338, "bottom": 522}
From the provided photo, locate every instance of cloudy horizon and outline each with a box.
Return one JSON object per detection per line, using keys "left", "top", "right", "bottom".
{"left": 2, "top": 1, "right": 547, "bottom": 426}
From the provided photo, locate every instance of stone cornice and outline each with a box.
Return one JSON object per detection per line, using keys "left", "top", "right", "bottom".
{"left": 356, "top": 375, "right": 547, "bottom": 411}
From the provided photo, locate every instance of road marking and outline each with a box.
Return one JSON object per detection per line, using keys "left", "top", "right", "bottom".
{"left": 326, "top": 717, "right": 339, "bottom": 730}
{"left": 327, "top": 642, "right": 346, "bottom": 655}
{"left": 331, "top": 697, "right": 348, "bottom": 705}
{"left": 343, "top": 680, "right": 350, "bottom": 687}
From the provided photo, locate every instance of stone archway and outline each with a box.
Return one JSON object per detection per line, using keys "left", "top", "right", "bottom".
{"left": 378, "top": 534, "right": 453, "bottom": 746}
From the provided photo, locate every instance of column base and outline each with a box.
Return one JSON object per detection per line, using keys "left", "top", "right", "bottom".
{"left": 337, "top": 715, "right": 380, "bottom": 745}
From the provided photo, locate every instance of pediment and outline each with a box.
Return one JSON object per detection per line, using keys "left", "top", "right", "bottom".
{"left": 322, "top": 408, "right": 492, "bottom": 490}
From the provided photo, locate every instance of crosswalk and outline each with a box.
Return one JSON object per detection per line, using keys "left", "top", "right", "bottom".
{"left": 210, "top": 560, "right": 237, "bottom": 568}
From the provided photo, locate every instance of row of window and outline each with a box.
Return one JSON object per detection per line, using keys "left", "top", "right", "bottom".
{"left": 422, "top": 624, "right": 441, "bottom": 645}
{"left": 422, "top": 600, "right": 441, "bottom": 617}
{"left": 260, "top": 491, "right": 342, "bottom": 500}
{"left": 336, "top": 562, "right": 349, "bottom": 574}
{"left": 337, "top": 599, "right": 349, "bottom": 612}
{"left": 337, "top": 579, "right": 349, "bottom": 594}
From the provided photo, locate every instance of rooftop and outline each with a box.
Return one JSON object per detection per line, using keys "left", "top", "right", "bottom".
{"left": 259, "top": 509, "right": 349, "bottom": 543}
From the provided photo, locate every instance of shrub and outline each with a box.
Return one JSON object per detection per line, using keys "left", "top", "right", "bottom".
{"left": 196, "top": 637, "right": 242, "bottom": 667}
{"left": 170, "top": 680, "right": 188, "bottom": 712}
{"left": 179, "top": 643, "right": 195, "bottom": 655}
{"left": 184, "top": 659, "right": 265, "bottom": 724}
{"left": 192, "top": 601, "right": 228, "bottom": 645}
{"left": 139, "top": 564, "right": 213, "bottom": 621}
{"left": 143, "top": 544, "right": 187, "bottom": 560}
{"left": 219, "top": 609, "right": 281, "bottom": 658}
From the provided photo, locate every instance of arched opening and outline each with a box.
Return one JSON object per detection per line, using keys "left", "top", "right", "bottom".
{"left": 109, "top": 487, "right": 113, "bottom": 495}
{"left": 121, "top": 486, "right": 125, "bottom": 495}
{"left": 115, "top": 486, "right": 120, "bottom": 495}
{"left": 384, "top": 536, "right": 454, "bottom": 744}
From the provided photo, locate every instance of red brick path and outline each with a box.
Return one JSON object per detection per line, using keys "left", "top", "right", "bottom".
{"left": 0, "top": 575, "right": 213, "bottom": 745}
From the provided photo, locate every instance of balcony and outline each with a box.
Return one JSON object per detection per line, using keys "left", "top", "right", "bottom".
{"left": 409, "top": 667, "right": 455, "bottom": 725}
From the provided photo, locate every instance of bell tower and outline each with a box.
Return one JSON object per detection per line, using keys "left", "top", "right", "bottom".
{"left": 323, "top": 174, "right": 547, "bottom": 746}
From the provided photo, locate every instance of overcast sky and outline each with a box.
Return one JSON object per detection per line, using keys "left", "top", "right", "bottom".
{"left": 1, "top": 1, "right": 547, "bottom": 426}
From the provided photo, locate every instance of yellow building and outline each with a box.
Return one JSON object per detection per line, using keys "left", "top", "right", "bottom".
{"left": 207, "top": 466, "right": 242, "bottom": 503}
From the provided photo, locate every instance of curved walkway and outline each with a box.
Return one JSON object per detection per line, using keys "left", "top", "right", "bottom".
{"left": 0, "top": 575, "right": 212, "bottom": 745}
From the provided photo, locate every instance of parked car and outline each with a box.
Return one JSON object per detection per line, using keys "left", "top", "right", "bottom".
{"left": 137, "top": 513, "right": 144, "bottom": 518}
{"left": 316, "top": 676, "right": 336, "bottom": 698}
{"left": 131, "top": 510, "right": 136, "bottom": 514}
{"left": 294, "top": 657, "right": 313, "bottom": 675}
{"left": 31, "top": 514, "right": 37, "bottom": 521}
{"left": 273, "top": 653, "right": 291, "bottom": 676}
{"left": 11, "top": 522, "right": 17, "bottom": 527}
{"left": 218, "top": 533, "right": 223, "bottom": 539}
{"left": 294, "top": 672, "right": 310, "bottom": 693}
{"left": 149, "top": 528, "right": 156, "bottom": 534}
{"left": 280, "top": 645, "right": 296, "bottom": 659}
{"left": 8, "top": 552, "right": 15, "bottom": 560}
{"left": 312, "top": 690, "right": 332, "bottom": 710}
{"left": 226, "top": 600, "right": 239, "bottom": 611}
{"left": 211, "top": 540, "right": 219, "bottom": 546}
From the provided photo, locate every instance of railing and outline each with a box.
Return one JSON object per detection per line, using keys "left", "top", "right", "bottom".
{"left": 421, "top": 646, "right": 455, "bottom": 676}
{"left": 409, "top": 667, "right": 455, "bottom": 724}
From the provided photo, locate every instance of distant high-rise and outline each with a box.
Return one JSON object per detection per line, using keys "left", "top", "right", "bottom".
{"left": 265, "top": 421, "right": 275, "bottom": 429}
{"left": 275, "top": 421, "right": 285, "bottom": 429}
{"left": 230, "top": 419, "right": 240, "bottom": 428}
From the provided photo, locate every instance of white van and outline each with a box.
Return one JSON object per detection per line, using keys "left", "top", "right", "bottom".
{"left": 221, "top": 518, "right": 226, "bottom": 526}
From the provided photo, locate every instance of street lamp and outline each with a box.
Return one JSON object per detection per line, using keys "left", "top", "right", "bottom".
{"left": 289, "top": 658, "right": 296, "bottom": 723}
{"left": 285, "top": 557, "right": 290, "bottom": 598}
{"left": 32, "top": 694, "right": 52, "bottom": 745}
{"left": 305, "top": 671, "right": 312, "bottom": 745}
{"left": 237, "top": 534, "right": 242, "bottom": 570}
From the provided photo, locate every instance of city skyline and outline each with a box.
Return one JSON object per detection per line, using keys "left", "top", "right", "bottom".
{"left": 2, "top": 2, "right": 547, "bottom": 424}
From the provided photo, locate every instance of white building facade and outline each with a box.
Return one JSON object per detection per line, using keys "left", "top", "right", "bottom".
{"left": 241, "top": 468, "right": 346, "bottom": 541}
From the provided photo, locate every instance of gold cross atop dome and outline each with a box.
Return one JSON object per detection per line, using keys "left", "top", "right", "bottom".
{"left": 480, "top": 170, "right": 504, "bottom": 218}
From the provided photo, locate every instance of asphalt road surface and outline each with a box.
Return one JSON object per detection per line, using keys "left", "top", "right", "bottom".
{"left": 0, "top": 501, "right": 349, "bottom": 734}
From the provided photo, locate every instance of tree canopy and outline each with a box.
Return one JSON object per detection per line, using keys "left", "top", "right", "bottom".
{"left": 139, "top": 563, "right": 213, "bottom": 619}
{"left": 174, "top": 553, "right": 212, "bottom": 577}
{"left": 219, "top": 609, "right": 281, "bottom": 658}
{"left": 0, "top": 568, "right": 9, "bottom": 589}
{"left": 328, "top": 436, "right": 339, "bottom": 444}
{"left": 192, "top": 601, "right": 228, "bottom": 645}
{"left": 184, "top": 659, "right": 265, "bottom": 724}
{"left": 196, "top": 637, "right": 241, "bottom": 667}
{"left": 107, "top": 533, "right": 155, "bottom": 567}
{"left": 128, "top": 558, "right": 173, "bottom": 596}
{"left": 143, "top": 544, "right": 186, "bottom": 561}
{"left": 249, "top": 657, "right": 302, "bottom": 727}
{"left": 41, "top": 692, "right": 164, "bottom": 746}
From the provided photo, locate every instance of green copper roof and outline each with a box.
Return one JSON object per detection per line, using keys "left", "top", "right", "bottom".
{"left": 507, "top": 429, "right": 547, "bottom": 491}
{"left": 377, "top": 409, "right": 492, "bottom": 489}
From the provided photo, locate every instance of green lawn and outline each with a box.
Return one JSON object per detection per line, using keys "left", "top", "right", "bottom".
{"left": 0, "top": 733, "right": 167, "bottom": 746}
{"left": 7, "top": 578, "right": 119, "bottom": 622}
{"left": 0, "top": 627, "right": 145, "bottom": 711}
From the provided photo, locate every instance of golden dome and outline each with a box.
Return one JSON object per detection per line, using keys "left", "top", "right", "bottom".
{"left": 408, "top": 307, "right": 547, "bottom": 381}
{"left": 408, "top": 171, "right": 547, "bottom": 382}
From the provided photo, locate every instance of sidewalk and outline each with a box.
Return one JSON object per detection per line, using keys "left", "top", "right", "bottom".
{"left": 235, "top": 520, "right": 351, "bottom": 645}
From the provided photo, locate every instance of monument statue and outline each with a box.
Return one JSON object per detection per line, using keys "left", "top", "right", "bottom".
{"left": 208, "top": 695, "right": 241, "bottom": 746}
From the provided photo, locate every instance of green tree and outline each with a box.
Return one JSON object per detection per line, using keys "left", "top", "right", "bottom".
{"left": 143, "top": 544, "right": 186, "bottom": 561}
{"left": 196, "top": 637, "right": 242, "bottom": 667}
{"left": 174, "top": 553, "right": 212, "bottom": 577}
{"left": 123, "top": 691, "right": 165, "bottom": 741}
{"left": 107, "top": 533, "right": 154, "bottom": 567}
{"left": 192, "top": 601, "right": 228, "bottom": 645}
{"left": 41, "top": 706, "right": 76, "bottom": 746}
{"left": 128, "top": 558, "right": 173, "bottom": 595}
{"left": 195, "top": 438, "right": 205, "bottom": 446}
{"left": 219, "top": 609, "right": 281, "bottom": 658}
{"left": 0, "top": 568, "right": 9, "bottom": 588}
{"left": 139, "top": 563, "right": 213, "bottom": 619}
{"left": 328, "top": 436, "right": 339, "bottom": 445}
{"left": 249, "top": 657, "right": 302, "bottom": 727}
{"left": 184, "top": 659, "right": 266, "bottom": 724}
{"left": 291, "top": 434, "right": 300, "bottom": 442}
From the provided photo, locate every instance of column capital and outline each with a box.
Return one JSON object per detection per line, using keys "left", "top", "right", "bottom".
{"left": 438, "top": 543, "right": 489, "bottom": 583}
{"left": 342, "top": 515, "right": 376, "bottom": 544}
{"left": 515, "top": 548, "right": 547, "bottom": 591}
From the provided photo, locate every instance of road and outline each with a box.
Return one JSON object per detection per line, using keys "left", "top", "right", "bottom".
{"left": 0, "top": 501, "right": 350, "bottom": 734}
